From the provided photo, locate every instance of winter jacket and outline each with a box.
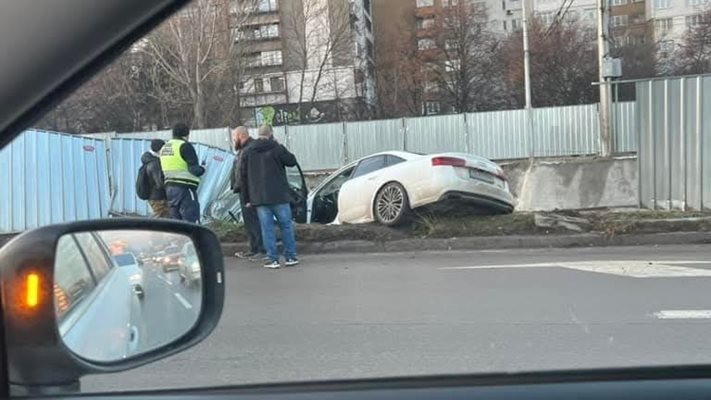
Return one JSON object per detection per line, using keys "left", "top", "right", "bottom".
{"left": 240, "top": 138, "right": 298, "bottom": 206}
{"left": 230, "top": 137, "right": 255, "bottom": 193}
{"left": 140, "top": 151, "right": 167, "bottom": 200}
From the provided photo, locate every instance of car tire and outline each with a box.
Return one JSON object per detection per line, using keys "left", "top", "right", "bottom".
{"left": 373, "top": 182, "right": 411, "bottom": 226}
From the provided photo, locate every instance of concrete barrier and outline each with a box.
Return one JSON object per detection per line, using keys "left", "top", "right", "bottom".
{"left": 504, "top": 156, "right": 638, "bottom": 211}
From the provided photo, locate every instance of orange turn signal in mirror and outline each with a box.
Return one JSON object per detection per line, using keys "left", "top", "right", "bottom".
{"left": 25, "top": 273, "right": 39, "bottom": 308}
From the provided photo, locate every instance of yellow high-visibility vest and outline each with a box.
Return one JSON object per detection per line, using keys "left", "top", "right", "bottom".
{"left": 160, "top": 139, "right": 200, "bottom": 187}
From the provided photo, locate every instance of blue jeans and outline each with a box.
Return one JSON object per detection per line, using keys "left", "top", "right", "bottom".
{"left": 257, "top": 203, "right": 297, "bottom": 262}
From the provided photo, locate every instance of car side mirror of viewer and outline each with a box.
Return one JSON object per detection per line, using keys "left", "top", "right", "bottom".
{"left": 0, "top": 219, "right": 225, "bottom": 396}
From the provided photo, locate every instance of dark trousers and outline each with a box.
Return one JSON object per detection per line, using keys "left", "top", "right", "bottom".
{"left": 166, "top": 185, "right": 200, "bottom": 224}
{"left": 240, "top": 192, "right": 264, "bottom": 254}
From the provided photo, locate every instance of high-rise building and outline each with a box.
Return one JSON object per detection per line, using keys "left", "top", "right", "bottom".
{"left": 236, "top": 0, "right": 376, "bottom": 126}
{"left": 648, "top": 0, "right": 709, "bottom": 44}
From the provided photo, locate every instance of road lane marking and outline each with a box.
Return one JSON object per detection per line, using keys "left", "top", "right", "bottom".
{"left": 156, "top": 274, "right": 173, "bottom": 286}
{"left": 654, "top": 310, "right": 711, "bottom": 319}
{"left": 440, "top": 261, "right": 711, "bottom": 278}
{"left": 174, "top": 293, "right": 193, "bottom": 309}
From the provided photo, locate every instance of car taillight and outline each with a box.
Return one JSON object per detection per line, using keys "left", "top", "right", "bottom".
{"left": 431, "top": 157, "right": 466, "bottom": 167}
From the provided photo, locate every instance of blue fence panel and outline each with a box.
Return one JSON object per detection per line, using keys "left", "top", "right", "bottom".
{"left": 0, "top": 130, "right": 110, "bottom": 233}
{"left": 404, "top": 114, "right": 466, "bottom": 154}
{"left": 287, "top": 123, "right": 345, "bottom": 171}
{"left": 467, "top": 109, "right": 528, "bottom": 159}
{"left": 345, "top": 119, "right": 404, "bottom": 162}
{"left": 533, "top": 104, "right": 600, "bottom": 157}
{"left": 108, "top": 138, "right": 235, "bottom": 219}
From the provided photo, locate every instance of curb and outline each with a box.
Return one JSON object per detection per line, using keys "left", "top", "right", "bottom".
{"left": 221, "top": 231, "right": 711, "bottom": 255}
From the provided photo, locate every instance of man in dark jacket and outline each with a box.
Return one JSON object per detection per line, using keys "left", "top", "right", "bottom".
{"left": 230, "top": 126, "right": 264, "bottom": 260}
{"left": 240, "top": 125, "right": 299, "bottom": 269}
{"left": 141, "top": 139, "right": 170, "bottom": 218}
{"left": 160, "top": 123, "right": 206, "bottom": 223}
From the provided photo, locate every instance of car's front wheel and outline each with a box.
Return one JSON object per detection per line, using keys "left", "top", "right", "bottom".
{"left": 374, "top": 182, "right": 411, "bottom": 226}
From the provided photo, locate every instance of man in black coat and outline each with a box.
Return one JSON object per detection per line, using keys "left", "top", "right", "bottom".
{"left": 230, "top": 126, "right": 264, "bottom": 260}
{"left": 240, "top": 125, "right": 299, "bottom": 269}
{"left": 141, "top": 139, "right": 169, "bottom": 218}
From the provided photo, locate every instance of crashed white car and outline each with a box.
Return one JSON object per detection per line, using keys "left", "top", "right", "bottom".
{"left": 305, "top": 151, "right": 514, "bottom": 226}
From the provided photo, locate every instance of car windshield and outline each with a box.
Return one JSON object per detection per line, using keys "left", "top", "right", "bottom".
{"left": 3, "top": 0, "right": 711, "bottom": 396}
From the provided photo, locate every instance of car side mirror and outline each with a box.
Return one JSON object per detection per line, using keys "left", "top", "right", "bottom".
{"left": 0, "top": 219, "right": 225, "bottom": 396}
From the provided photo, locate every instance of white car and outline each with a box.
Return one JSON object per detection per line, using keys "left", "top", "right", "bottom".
{"left": 306, "top": 151, "right": 514, "bottom": 226}
{"left": 113, "top": 252, "right": 145, "bottom": 299}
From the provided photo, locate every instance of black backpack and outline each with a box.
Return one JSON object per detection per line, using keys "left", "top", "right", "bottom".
{"left": 136, "top": 164, "right": 152, "bottom": 200}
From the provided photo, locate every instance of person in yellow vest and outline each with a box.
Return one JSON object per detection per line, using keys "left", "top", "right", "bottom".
{"left": 159, "top": 123, "right": 205, "bottom": 223}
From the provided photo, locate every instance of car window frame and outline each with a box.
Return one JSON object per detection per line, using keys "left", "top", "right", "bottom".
{"left": 352, "top": 155, "right": 388, "bottom": 179}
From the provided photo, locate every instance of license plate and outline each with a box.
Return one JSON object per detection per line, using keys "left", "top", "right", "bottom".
{"left": 469, "top": 168, "right": 495, "bottom": 184}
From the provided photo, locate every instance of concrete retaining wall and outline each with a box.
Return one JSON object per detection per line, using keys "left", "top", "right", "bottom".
{"left": 505, "top": 157, "right": 638, "bottom": 211}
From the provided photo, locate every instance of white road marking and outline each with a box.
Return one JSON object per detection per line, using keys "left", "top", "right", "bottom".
{"left": 654, "top": 310, "right": 711, "bottom": 319}
{"left": 440, "top": 260, "right": 711, "bottom": 278}
{"left": 156, "top": 274, "right": 173, "bottom": 286}
{"left": 174, "top": 293, "right": 193, "bottom": 309}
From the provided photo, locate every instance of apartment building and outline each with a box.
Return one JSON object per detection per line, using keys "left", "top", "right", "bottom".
{"left": 236, "top": 0, "right": 376, "bottom": 126}
{"left": 610, "top": 0, "right": 649, "bottom": 47}
{"left": 648, "top": 0, "right": 709, "bottom": 45}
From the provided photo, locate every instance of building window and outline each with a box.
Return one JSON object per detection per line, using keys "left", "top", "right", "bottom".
{"left": 417, "top": 0, "right": 434, "bottom": 7}
{"left": 270, "top": 77, "right": 285, "bottom": 92}
{"left": 444, "top": 0, "right": 459, "bottom": 6}
{"left": 418, "top": 38, "right": 436, "bottom": 50}
{"left": 424, "top": 101, "right": 441, "bottom": 115}
{"left": 655, "top": 17, "right": 673, "bottom": 32}
{"left": 687, "top": 14, "right": 705, "bottom": 27}
{"left": 611, "top": 0, "right": 628, "bottom": 5}
{"left": 261, "top": 50, "right": 283, "bottom": 66}
{"left": 511, "top": 18, "right": 520, "bottom": 29}
{"left": 363, "top": 0, "right": 372, "bottom": 13}
{"left": 254, "top": 78, "right": 264, "bottom": 93}
{"left": 250, "top": 24, "right": 280, "bottom": 40}
{"left": 417, "top": 17, "right": 436, "bottom": 29}
{"left": 366, "top": 39, "right": 374, "bottom": 58}
{"left": 257, "top": 0, "right": 278, "bottom": 12}
{"left": 538, "top": 12, "right": 555, "bottom": 25}
{"left": 654, "top": 0, "right": 671, "bottom": 9}
{"left": 583, "top": 9, "right": 595, "bottom": 20}
{"left": 688, "top": 0, "right": 708, "bottom": 6}
{"left": 611, "top": 15, "right": 629, "bottom": 26}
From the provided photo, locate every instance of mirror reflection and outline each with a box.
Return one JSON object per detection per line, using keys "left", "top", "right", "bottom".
{"left": 54, "top": 230, "right": 203, "bottom": 362}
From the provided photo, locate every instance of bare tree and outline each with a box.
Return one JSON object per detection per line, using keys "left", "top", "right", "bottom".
{"left": 672, "top": 7, "right": 711, "bottom": 75}
{"left": 140, "top": 0, "right": 257, "bottom": 128}
{"left": 502, "top": 18, "right": 598, "bottom": 107}
{"left": 283, "top": 0, "right": 356, "bottom": 122}
{"left": 426, "top": 1, "right": 510, "bottom": 113}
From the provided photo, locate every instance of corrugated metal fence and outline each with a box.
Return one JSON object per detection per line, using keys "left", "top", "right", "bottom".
{"left": 0, "top": 130, "right": 110, "bottom": 232}
{"left": 105, "top": 103, "right": 634, "bottom": 171}
{"left": 107, "top": 138, "right": 236, "bottom": 218}
{"left": 637, "top": 75, "right": 711, "bottom": 210}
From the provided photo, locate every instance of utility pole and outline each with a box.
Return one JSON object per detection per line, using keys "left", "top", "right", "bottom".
{"left": 521, "top": 0, "right": 535, "bottom": 160}
{"left": 597, "top": 0, "right": 611, "bottom": 157}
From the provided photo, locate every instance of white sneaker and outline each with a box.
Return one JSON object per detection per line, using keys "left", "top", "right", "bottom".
{"left": 263, "top": 260, "right": 281, "bottom": 269}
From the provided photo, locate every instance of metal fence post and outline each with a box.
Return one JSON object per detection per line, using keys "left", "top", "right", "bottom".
{"left": 342, "top": 121, "right": 348, "bottom": 164}
{"left": 697, "top": 76, "right": 704, "bottom": 209}
{"left": 680, "top": 78, "right": 687, "bottom": 210}
{"left": 464, "top": 113, "right": 471, "bottom": 154}
{"left": 402, "top": 118, "right": 407, "bottom": 152}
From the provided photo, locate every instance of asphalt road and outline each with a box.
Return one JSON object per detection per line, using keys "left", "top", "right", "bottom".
{"left": 83, "top": 245, "right": 711, "bottom": 393}
{"left": 136, "top": 262, "right": 202, "bottom": 352}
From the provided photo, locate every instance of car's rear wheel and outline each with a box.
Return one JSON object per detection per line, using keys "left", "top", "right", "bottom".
{"left": 374, "top": 182, "right": 411, "bottom": 226}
